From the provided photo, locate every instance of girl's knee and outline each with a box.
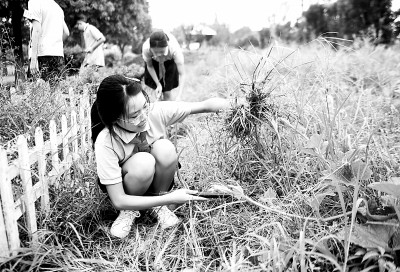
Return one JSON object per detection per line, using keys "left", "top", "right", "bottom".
{"left": 151, "top": 139, "right": 177, "bottom": 167}
{"left": 122, "top": 152, "right": 156, "bottom": 181}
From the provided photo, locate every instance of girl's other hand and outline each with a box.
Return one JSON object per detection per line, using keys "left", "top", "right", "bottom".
{"left": 155, "top": 85, "right": 162, "bottom": 100}
{"left": 168, "top": 189, "right": 208, "bottom": 203}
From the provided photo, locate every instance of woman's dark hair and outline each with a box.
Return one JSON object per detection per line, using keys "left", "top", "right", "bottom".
{"left": 149, "top": 30, "right": 169, "bottom": 48}
{"left": 91, "top": 75, "right": 148, "bottom": 147}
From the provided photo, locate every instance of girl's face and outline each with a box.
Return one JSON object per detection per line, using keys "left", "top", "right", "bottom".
{"left": 116, "top": 92, "right": 149, "bottom": 132}
{"left": 150, "top": 46, "right": 168, "bottom": 58}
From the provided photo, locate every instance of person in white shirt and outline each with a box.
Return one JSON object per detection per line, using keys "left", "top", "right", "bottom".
{"left": 142, "top": 30, "right": 185, "bottom": 101}
{"left": 75, "top": 14, "right": 106, "bottom": 69}
{"left": 27, "top": 0, "right": 69, "bottom": 85}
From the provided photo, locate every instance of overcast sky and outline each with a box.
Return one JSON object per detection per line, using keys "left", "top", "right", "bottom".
{"left": 149, "top": 0, "right": 400, "bottom": 32}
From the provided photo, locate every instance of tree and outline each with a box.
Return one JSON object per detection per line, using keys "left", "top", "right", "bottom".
{"left": 0, "top": 0, "right": 28, "bottom": 81}
{"left": 344, "top": 0, "right": 393, "bottom": 43}
{"left": 171, "top": 25, "right": 194, "bottom": 48}
{"left": 259, "top": 28, "right": 272, "bottom": 48}
{"left": 57, "top": 0, "right": 152, "bottom": 54}
{"left": 274, "top": 22, "right": 294, "bottom": 43}
{"left": 208, "top": 23, "right": 231, "bottom": 47}
{"left": 303, "top": 4, "right": 329, "bottom": 39}
{"left": 303, "top": 0, "right": 394, "bottom": 44}
{"left": 393, "top": 8, "right": 400, "bottom": 38}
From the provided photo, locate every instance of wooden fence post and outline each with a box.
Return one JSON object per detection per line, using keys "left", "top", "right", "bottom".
{"left": 85, "top": 88, "right": 91, "bottom": 145}
{"left": 61, "top": 115, "right": 69, "bottom": 161}
{"left": 35, "top": 127, "right": 49, "bottom": 215}
{"left": 86, "top": 92, "right": 93, "bottom": 164}
{"left": 0, "top": 148, "right": 19, "bottom": 259}
{"left": 61, "top": 115, "right": 71, "bottom": 181}
{"left": 79, "top": 99, "right": 86, "bottom": 157}
{"left": 0, "top": 189, "right": 9, "bottom": 261}
{"left": 69, "top": 87, "right": 74, "bottom": 110}
{"left": 71, "top": 111, "right": 78, "bottom": 159}
{"left": 49, "top": 120, "right": 59, "bottom": 184}
{"left": 17, "top": 136, "right": 38, "bottom": 244}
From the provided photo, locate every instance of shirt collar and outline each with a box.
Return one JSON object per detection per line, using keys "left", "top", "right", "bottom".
{"left": 113, "top": 122, "right": 150, "bottom": 144}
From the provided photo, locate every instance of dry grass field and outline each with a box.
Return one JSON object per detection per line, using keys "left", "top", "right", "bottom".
{"left": 1, "top": 38, "right": 400, "bottom": 271}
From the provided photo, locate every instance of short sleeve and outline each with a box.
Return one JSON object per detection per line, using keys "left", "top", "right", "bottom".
{"left": 168, "top": 34, "right": 184, "bottom": 64}
{"left": 95, "top": 136, "right": 123, "bottom": 185}
{"left": 158, "top": 101, "right": 192, "bottom": 126}
{"left": 88, "top": 25, "right": 104, "bottom": 41}
{"left": 28, "top": 0, "right": 42, "bottom": 23}
{"left": 142, "top": 39, "right": 152, "bottom": 63}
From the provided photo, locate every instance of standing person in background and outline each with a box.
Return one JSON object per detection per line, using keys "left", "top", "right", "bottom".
{"left": 142, "top": 30, "right": 185, "bottom": 101}
{"left": 28, "top": 0, "right": 69, "bottom": 85}
{"left": 75, "top": 14, "right": 106, "bottom": 69}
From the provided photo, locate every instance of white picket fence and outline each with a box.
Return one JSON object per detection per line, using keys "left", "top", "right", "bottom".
{"left": 0, "top": 87, "right": 91, "bottom": 261}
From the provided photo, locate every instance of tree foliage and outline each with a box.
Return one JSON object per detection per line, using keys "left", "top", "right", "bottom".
{"left": 57, "top": 0, "right": 152, "bottom": 53}
{"left": 258, "top": 28, "right": 272, "bottom": 48}
{"left": 208, "top": 23, "right": 231, "bottom": 46}
{"left": 303, "top": 4, "right": 329, "bottom": 38}
{"left": 0, "top": 0, "right": 28, "bottom": 80}
{"left": 0, "top": 0, "right": 152, "bottom": 65}
{"left": 303, "top": 0, "right": 394, "bottom": 44}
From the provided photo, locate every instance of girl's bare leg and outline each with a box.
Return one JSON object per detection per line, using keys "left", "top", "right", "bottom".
{"left": 147, "top": 138, "right": 177, "bottom": 194}
{"left": 121, "top": 152, "right": 155, "bottom": 195}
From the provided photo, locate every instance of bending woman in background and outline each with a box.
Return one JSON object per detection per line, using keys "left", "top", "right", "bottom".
{"left": 142, "top": 30, "right": 185, "bottom": 101}
{"left": 91, "top": 75, "right": 229, "bottom": 238}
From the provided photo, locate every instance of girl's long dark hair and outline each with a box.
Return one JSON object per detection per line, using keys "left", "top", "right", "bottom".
{"left": 91, "top": 75, "right": 148, "bottom": 148}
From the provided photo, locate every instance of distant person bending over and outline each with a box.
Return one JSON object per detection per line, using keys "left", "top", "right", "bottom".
{"left": 28, "top": 0, "right": 69, "bottom": 85}
{"left": 142, "top": 30, "right": 185, "bottom": 101}
{"left": 75, "top": 14, "right": 106, "bottom": 69}
{"left": 91, "top": 75, "right": 229, "bottom": 238}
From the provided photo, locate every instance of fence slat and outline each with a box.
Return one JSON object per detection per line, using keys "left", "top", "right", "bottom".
{"left": 85, "top": 92, "right": 94, "bottom": 164}
{"left": 79, "top": 99, "right": 86, "bottom": 156}
{"left": 49, "top": 120, "right": 59, "bottom": 182}
{"left": 61, "top": 115, "right": 71, "bottom": 181}
{"left": 71, "top": 111, "right": 78, "bottom": 158}
{"left": 61, "top": 115, "right": 69, "bottom": 160}
{"left": 0, "top": 148, "right": 20, "bottom": 255}
{"left": 0, "top": 189, "right": 10, "bottom": 261}
{"left": 35, "top": 127, "right": 49, "bottom": 214}
{"left": 68, "top": 87, "right": 74, "bottom": 110}
{"left": 18, "top": 136, "right": 38, "bottom": 244}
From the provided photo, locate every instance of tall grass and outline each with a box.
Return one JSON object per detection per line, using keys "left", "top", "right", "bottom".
{"left": 1, "top": 40, "right": 400, "bottom": 271}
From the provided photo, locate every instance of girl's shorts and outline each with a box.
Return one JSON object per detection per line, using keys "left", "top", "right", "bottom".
{"left": 144, "top": 59, "right": 179, "bottom": 92}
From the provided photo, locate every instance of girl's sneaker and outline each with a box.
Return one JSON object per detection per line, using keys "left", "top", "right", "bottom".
{"left": 110, "top": 210, "right": 140, "bottom": 238}
{"left": 154, "top": 206, "right": 181, "bottom": 229}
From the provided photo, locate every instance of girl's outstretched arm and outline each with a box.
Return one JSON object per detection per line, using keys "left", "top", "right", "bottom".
{"left": 106, "top": 183, "right": 206, "bottom": 210}
{"left": 189, "top": 97, "right": 230, "bottom": 114}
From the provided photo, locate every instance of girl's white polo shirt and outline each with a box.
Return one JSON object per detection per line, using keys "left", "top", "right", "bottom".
{"left": 94, "top": 101, "right": 192, "bottom": 186}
